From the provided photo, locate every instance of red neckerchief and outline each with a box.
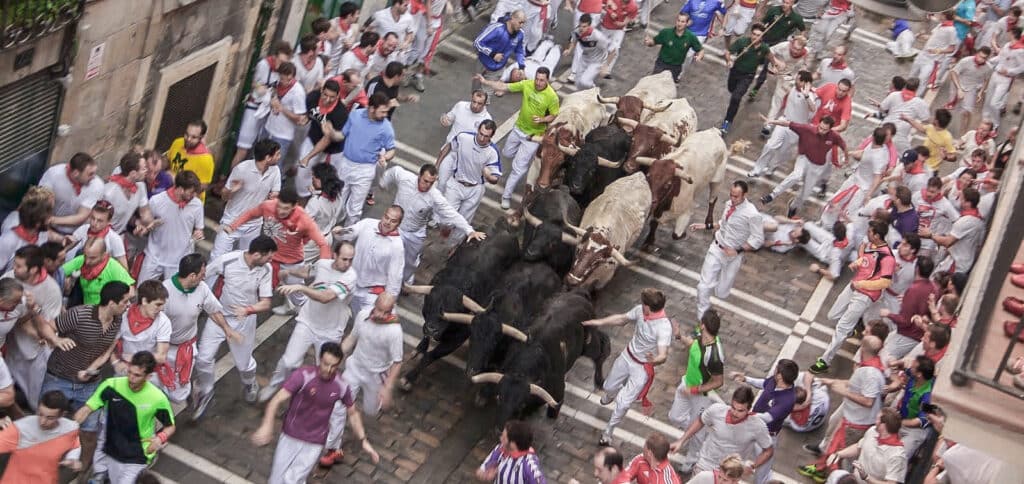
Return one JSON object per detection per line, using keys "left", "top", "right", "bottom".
{"left": 921, "top": 188, "right": 943, "bottom": 203}
{"left": 900, "top": 88, "right": 916, "bottom": 101}
{"left": 877, "top": 432, "right": 904, "bottom": 447}
{"left": 186, "top": 142, "right": 210, "bottom": 156}
{"left": 165, "top": 187, "right": 189, "bottom": 209}
{"left": 791, "top": 46, "right": 808, "bottom": 58}
{"left": 32, "top": 269, "right": 48, "bottom": 285}
{"left": 830, "top": 58, "right": 848, "bottom": 70}
{"left": 726, "top": 410, "right": 749, "bottom": 425}
{"left": 940, "top": 20, "right": 954, "bottom": 27}
{"left": 410, "top": 0, "right": 428, "bottom": 14}
{"left": 939, "top": 315, "right": 958, "bottom": 328}
{"left": 577, "top": 26, "right": 594, "bottom": 39}
{"left": 353, "top": 46, "right": 371, "bottom": 63}
{"left": 65, "top": 165, "right": 83, "bottom": 195}
{"left": 265, "top": 55, "right": 278, "bottom": 72}
{"left": 974, "top": 163, "right": 990, "bottom": 174}
{"left": 109, "top": 174, "right": 138, "bottom": 194}
{"left": 318, "top": 91, "right": 340, "bottom": 115}
{"left": 643, "top": 309, "right": 666, "bottom": 321}
{"left": 377, "top": 222, "right": 399, "bottom": 237}
{"left": 276, "top": 78, "right": 296, "bottom": 98}
{"left": 88, "top": 225, "right": 111, "bottom": 239}
{"left": 371, "top": 312, "right": 400, "bottom": 324}
{"left": 1008, "top": 16, "right": 1019, "bottom": 31}
{"left": 906, "top": 161, "right": 926, "bottom": 175}
{"left": 833, "top": 238, "right": 850, "bottom": 249}
{"left": 81, "top": 255, "right": 110, "bottom": 280}
{"left": 502, "top": 447, "right": 537, "bottom": 459}
{"left": 926, "top": 346, "right": 947, "bottom": 362}
{"left": 126, "top": 304, "right": 156, "bottom": 335}
{"left": 12, "top": 225, "right": 38, "bottom": 244}
{"left": 1012, "top": 38, "right": 1024, "bottom": 49}
{"left": 300, "top": 53, "right": 317, "bottom": 71}
{"left": 960, "top": 207, "right": 982, "bottom": 218}
{"left": 339, "top": 18, "right": 352, "bottom": 33}
{"left": 725, "top": 201, "right": 738, "bottom": 220}
{"left": 858, "top": 355, "right": 885, "bottom": 372}
{"left": 376, "top": 40, "right": 390, "bottom": 57}
{"left": 975, "top": 130, "right": 994, "bottom": 146}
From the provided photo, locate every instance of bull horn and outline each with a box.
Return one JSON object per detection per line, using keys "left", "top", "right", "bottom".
{"left": 634, "top": 156, "right": 656, "bottom": 166}
{"left": 675, "top": 169, "right": 695, "bottom": 184}
{"left": 616, "top": 117, "right": 639, "bottom": 129}
{"left": 597, "top": 156, "right": 622, "bottom": 168}
{"left": 441, "top": 312, "right": 475, "bottom": 324}
{"left": 660, "top": 132, "right": 679, "bottom": 146}
{"left": 529, "top": 383, "right": 559, "bottom": 408}
{"left": 403, "top": 284, "right": 433, "bottom": 295}
{"left": 597, "top": 94, "right": 620, "bottom": 105}
{"left": 522, "top": 206, "right": 543, "bottom": 227}
{"left": 610, "top": 248, "right": 635, "bottom": 266}
{"left": 462, "top": 296, "right": 486, "bottom": 314}
{"left": 561, "top": 232, "right": 581, "bottom": 245}
{"left": 564, "top": 222, "right": 586, "bottom": 236}
{"left": 558, "top": 143, "right": 579, "bottom": 156}
{"left": 471, "top": 372, "right": 504, "bottom": 384}
{"left": 501, "top": 324, "right": 529, "bottom": 342}
{"left": 644, "top": 100, "right": 672, "bottom": 112}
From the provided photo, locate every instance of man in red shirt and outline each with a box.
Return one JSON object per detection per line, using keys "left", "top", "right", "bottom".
{"left": 879, "top": 257, "right": 941, "bottom": 360}
{"left": 761, "top": 116, "right": 848, "bottom": 218}
{"left": 226, "top": 186, "right": 331, "bottom": 313}
{"left": 811, "top": 220, "right": 895, "bottom": 374}
{"left": 599, "top": 0, "right": 638, "bottom": 76}
{"left": 611, "top": 432, "right": 681, "bottom": 484}
{"left": 811, "top": 79, "right": 853, "bottom": 199}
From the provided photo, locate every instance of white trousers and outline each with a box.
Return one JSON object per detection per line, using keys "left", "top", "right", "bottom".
{"left": 524, "top": 2, "right": 547, "bottom": 53}
{"left": 268, "top": 321, "right": 343, "bottom": 391}
{"left": 338, "top": 156, "right": 379, "bottom": 225}
{"left": 809, "top": 10, "right": 855, "bottom": 57}
{"left": 194, "top": 314, "right": 257, "bottom": 396}
{"left": 767, "top": 77, "right": 795, "bottom": 122}
{"left": 137, "top": 255, "right": 179, "bottom": 282}
{"left": 269, "top": 433, "right": 323, "bottom": 484}
{"left": 400, "top": 229, "right": 426, "bottom": 284}
{"left": 601, "top": 352, "right": 648, "bottom": 437}
{"left": 820, "top": 179, "right": 868, "bottom": 228}
{"left": 823, "top": 286, "right": 873, "bottom": 363}
{"left": 325, "top": 365, "right": 384, "bottom": 450}
{"left": 501, "top": 127, "right": 541, "bottom": 202}
{"left": 886, "top": 30, "right": 915, "bottom": 58}
{"left": 294, "top": 138, "right": 329, "bottom": 198}
{"left": 752, "top": 126, "right": 798, "bottom": 176}
{"left": 602, "top": 28, "right": 626, "bottom": 71}
{"left": 909, "top": 55, "right": 945, "bottom": 94}
{"left": 984, "top": 74, "right": 1014, "bottom": 128}
{"left": 102, "top": 456, "right": 147, "bottom": 484}
{"left": 237, "top": 107, "right": 266, "bottom": 150}
{"left": 899, "top": 426, "right": 929, "bottom": 463}
{"left": 492, "top": 0, "right": 524, "bottom": 22}
{"left": 770, "top": 155, "right": 831, "bottom": 213}
{"left": 444, "top": 178, "right": 486, "bottom": 224}
{"left": 210, "top": 222, "right": 261, "bottom": 264}
{"left": 153, "top": 340, "right": 197, "bottom": 403}
{"left": 5, "top": 344, "right": 51, "bottom": 410}
{"left": 668, "top": 384, "right": 712, "bottom": 468}
{"left": 572, "top": 55, "right": 605, "bottom": 89}
{"left": 883, "top": 332, "right": 921, "bottom": 361}
{"left": 696, "top": 243, "right": 744, "bottom": 320}
{"left": 863, "top": 290, "right": 899, "bottom": 328}
{"left": 753, "top": 433, "right": 780, "bottom": 484}
{"left": 682, "top": 35, "right": 707, "bottom": 74}
{"left": 723, "top": 5, "right": 755, "bottom": 36}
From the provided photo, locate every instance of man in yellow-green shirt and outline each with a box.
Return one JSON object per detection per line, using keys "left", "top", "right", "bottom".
{"left": 166, "top": 120, "right": 215, "bottom": 203}
{"left": 901, "top": 108, "right": 956, "bottom": 174}
{"left": 475, "top": 68, "right": 560, "bottom": 209}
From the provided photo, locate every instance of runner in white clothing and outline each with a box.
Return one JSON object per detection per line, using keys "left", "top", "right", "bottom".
{"left": 320, "top": 293, "right": 404, "bottom": 467}
{"left": 912, "top": 176, "right": 960, "bottom": 257}
{"left": 879, "top": 78, "right": 931, "bottom": 152}
{"left": 39, "top": 155, "right": 104, "bottom": 235}
{"left": 908, "top": 12, "right": 959, "bottom": 95}
{"left": 815, "top": 49, "right": 856, "bottom": 86}
{"left": 820, "top": 127, "right": 889, "bottom": 228}
{"left": 784, "top": 372, "right": 830, "bottom": 433}
{"left": 102, "top": 152, "right": 155, "bottom": 236}
{"left": 436, "top": 121, "right": 502, "bottom": 226}
{"left": 334, "top": 206, "right": 406, "bottom": 318}
{"left": 211, "top": 140, "right": 283, "bottom": 261}
{"left": 565, "top": 15, "right": 613, "bottom": 89}
{"left": 260, "top": 62, "right": 308, "bottom": 160}
{"left": 261, "top": 241, "right": 358, "bottom": 403}
{"left": 338, "top": 32, "right": 378, "bottom": 77}
{"left": 984, "top": 35, "right": 1024, "bottom": 128}
{"left": 192, "top": 237, "right": 276, "bottom": 419}
{"left": 293, "top": 35, "right": 325, "bottom": 93}
{"left": 502, "top": 38, "right": 562, "bottom": 82}
{"left": 749, "top": 71, "right": 816, "bottom": 177}
{"left": 584, "top": 289, "right": 673, "bottom": 446}
{"left": 441, "top": 91, "right": 492, "bottom": 145}
{"left": 669, "top": 387, "right": 774, "bottom": 475}
{"left": 948, "top": 48, "right": 993, "bottom": 128}
{"left": 113, "top": 280, "right": 171, "bottom": 376}
{"left": 232, "top": 41, "right": 293, "bottom": 168}
{"left": 138, "top": 172, "right": 205, "bottom": 281}
{"left": 380, "top": 165, "right": 486, "bottom": 283}
{"left": 369, "top": 0, "right": 417, "bottom": 64}
{"left": 923, "top": 187, "right": 986, "bottom": 274}
{"left": 65, "top": 202, "right": 129, "bottom": 270}
{"left": 303, "top": 163, "right": 345, "bottom": 263}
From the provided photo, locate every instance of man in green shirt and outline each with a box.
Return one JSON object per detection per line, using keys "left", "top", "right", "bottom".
{"left": 721, "top": 23, "right": 780, "bottom": 134}
{"left": 749, "top": 0, "right": 805, "bottom": 99}
{"left": 475, "top": 68, "right": 560, "bottom": 209}
{"left": 63, "top": 237, "right": 135, "bottom": 306}
{"left": 75, "top": 351, "right": 175, "bottom": 484}
{"left": 644, "top": 12, "right": 704, "bottom": 82}
{"left": 668, "top": 309, "right": 725, "bottom": 471}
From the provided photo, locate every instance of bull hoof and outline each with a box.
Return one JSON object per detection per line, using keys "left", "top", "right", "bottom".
{"left": 398, "top": 377, "right": 413, "bottom": 392}
{"left": 671, "top": 231, "right": 687, "bottom": 241}
{"left": 546, "top": 404, "right": 562, "bottom": 419}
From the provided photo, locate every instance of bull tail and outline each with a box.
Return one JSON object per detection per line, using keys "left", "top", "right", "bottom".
{"left": 729, "top": 139, "right": 752, "bottom": 155}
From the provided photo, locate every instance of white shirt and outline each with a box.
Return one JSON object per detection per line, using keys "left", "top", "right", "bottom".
{"left": 119, "top": 311, "right": 172, "bottom": 360}
{"left": 248, "top": 58, "right": 280, "bottom": 106}
{"left": 0, "top": 291, "right": 28, "bottom": 349}
{"left": 624, "top": 305, "right": 672, "bottom": 357}
{"left": 575, "top": 29, "right": 612, "bottom": 64}
{"left": 956, "top": 130, "right": 995, "bottom": 166}
{"left": 448, "top": 131, "right": 503, "bottom": 185}
{"left": 947, "top": 213, "right": 985, "bottom": 273}
{"left": 380, "top": 166, "right": 474, "bottom": 236}
{"left": 220, "top": 160, "right": 282, "bottom": 226}
{"left": 347, "top": 307, "right": 404, "bottom": 374}
{"left": 0, "top": 230, "right": 33, "bottom": 273}
{"left": 0, "top": 212, "right": 16, "bottom": 233}
{"left": 102, "top": 181, "right": 149, "bottom": 233}
{"left": 850, "top": 145, "right": 888, "bottom": 190}
{"left": 206, "top": 250, "right": 273, "bottom": 310}
{"left": 297, "top": 259, "right": 358, "bottom": 338}
{"left": 162, "top": 279, "right": 223, "bottom": 344}
{"left": 326, "top": 20, "right": 361, "bottom": 76}
{"left": 364, "top": 49, "right": 400, "bottom": 80}
{"left": 889, "top": 255, "right": 918, "bottom": 296}
{"left": 713, "top": 199, "right": 765, "bottom": 251}
{"left": 343, "top": 218, "right": 405, "bottom": 295}
{"left": 370, "top": 8, "right": 416, "bottom": 40}
{"left": 293, "top": 55, "right": 325, "bottom": 93}
{"left": 880, "top": 93, "right": 930, "bottom": 149}
{"left": 38, "top": 163, "right": 104, "bottom": 234}
{"left": 696, "top": 403, "right": 773, "bottom": 473}
{"left": 2, "top": 270, "right": 61, "bottom": 360}
{"left": 305, "top": 192, "right": 345, "bottom": 237}
{"left": 780, "top": 85, "right": 817, "bottom": 123}
{"left": 937, "top": 443, "right": 1004, "bottom": 484}
{"left": 856, "top": 427, "right": 908, "bottom": 483}
{"left": 920, "top": 24, "right": 958, "bottom": 61}
{"left": 144, "top": 191, "right": 205, "bottom": 267}
{"left": 842, "top": 365, "right": 885, "bottom": 425}
{"left": 766, "top": 218, "right": 800, "bottom": 253}
{"left": 771, "top": 42, "right": 813, "bottom": 78}
{"left": 817, "top": 58, "right": 856, "bottom": 85}
{"left": 264, "top": 82, "right": 308, "bottom": 140}
{"left": 443, "top": 101, "right": 493, "bottom": 144}
{"left": 0, "top": 358, "right": 12, "bottom": 389}
{"left": 912, "top": 191, "right": 959, "bottom": 252}
{"left": 338, "top": 49, "right": 368, "bottom": 77}
{"left": 67, "top": 226, "right": 126, "bottom": 262}
{"left": 952, "top": 56, "right": 993, "bottom": 92}
{"left": 993, "top": 41, "right": 1024, "bottom": 77}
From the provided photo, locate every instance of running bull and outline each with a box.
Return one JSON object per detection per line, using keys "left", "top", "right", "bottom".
{"left": 520, "top": 186, "right": 583, "bottom": 277}
{"left": 531, "top": 87, "right": 610, "bottom": 189}
{"left": 618, "top": 97, "right": 698, "bottom": 172}
{"left": 597, "top": 71, "right": 676, "bottom": 123}
{"left": 560, "top": 124, "right": 632, "bottom": 206}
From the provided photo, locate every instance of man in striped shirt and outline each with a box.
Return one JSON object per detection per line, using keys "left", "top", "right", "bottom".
{"left": 477, "top": 420, "right": 547, "bottom": 483}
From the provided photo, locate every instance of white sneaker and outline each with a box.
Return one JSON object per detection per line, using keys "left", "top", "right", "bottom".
{"left": 258, "top": 384, "right": 279, "bottom": 403}
{"left": 599, "top": 393, "right": 614, "bottom": 405}
{"left": 500, "top": 199, "right": 511, "bottom": 210}
{"left": 191, "top": 391, "right": 214, "bottom": 421}
{"left": 244, "top": 382, "right": 260, "bottom": 403}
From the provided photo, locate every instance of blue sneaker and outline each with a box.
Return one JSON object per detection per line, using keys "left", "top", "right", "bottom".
{"left": 719, "top": 120, "right": 731, "bottom": 135}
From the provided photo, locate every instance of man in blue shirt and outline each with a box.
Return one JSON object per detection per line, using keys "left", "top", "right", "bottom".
{"left": 473, "top": 11, "right": 527, "bottom": 97}
{"left": 680, "top": 0, "right": 725, "bottom": 71}
{"left": 338, "top": 92, "right": 397, "bottom": 225}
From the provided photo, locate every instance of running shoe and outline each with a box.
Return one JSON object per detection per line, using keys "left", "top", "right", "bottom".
{"left": 798, "top": 464, "right": 828, "bottom": 483}
{"left": 803, "top": 443, "right": 823, "bottom": 456}
{"left": 760, "top": 194, "right": 774, "bottom": 204}
{"left": 258, "top": 384, "right": 279, "bottom": 403}
{"left": 598, "top": 434, "right": 612, "bottom": 447}
{"left": 747, "top": 88, "right": 759, "bottom": 100}
{"left": 191, "top": 390, "right": 214, "bottom": 421}
{"left": 808, "top": 358, "right": 830, "bottom": 374}
{"left": 320, "top": 449, "right": 345, "bottom": 466}
{"left": 500, "top": 198, "right": 511, "bottom": 210}
{"left": 244, "top": 381, "right": 260, "bottom": 403}
{"left": 760, "top": 126, "right": 771, "bottom": 137}
{"left": 413, "top": 74, "right": 426, "bottom": 92}
{"left": 599, "top": 393, "right": 614, "bottom": 405}
{"left": 719, "top": 120, "right": 731, "bottom": 135}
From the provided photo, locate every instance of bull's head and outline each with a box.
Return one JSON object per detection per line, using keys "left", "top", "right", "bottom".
{"left": 413, "top": 284, "right": 486, "bottom": 340}
{"left": 472, "top": 371, "right": 559, "bottom": 425}
{"left": 465, "top": 307, "right": 529, "bottom": 376}
{"left": 564, "top": 228, "right": 632, "bottom": 286}
{"left": 605, "top": 95, "right": 673, "bottom": 125}
{"left": 521, "top": 206, "right": 581, "bottom": 261}
{"left": 563, "top": 146, "right": 624, "bottom": 197}
{"left": 621, "top": 120, "right": 681, "bottom": 173}
{"left": 536, "top": 124, "right": 580, "bottom": 188}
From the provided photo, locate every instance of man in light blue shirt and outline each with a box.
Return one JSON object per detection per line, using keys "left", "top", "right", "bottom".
{"left": 339, "top": 93, "right": 397, "bottom": 225}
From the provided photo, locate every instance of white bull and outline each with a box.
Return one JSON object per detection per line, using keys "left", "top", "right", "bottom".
{"left": 636, "top": 130, "right": 750, "bottom": 247}
{"left": 619, "top": 97, "right": 699, "bottom": 171}
{"left": 564, "top": 173, "right": 652, "bottom": 289}
{"left": 598, "top": 71, "right": 677, "bottom": 123}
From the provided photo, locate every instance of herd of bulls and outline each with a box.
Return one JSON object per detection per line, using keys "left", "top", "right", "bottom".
{"left": 397, "top": 71, "right": 748, "bottom": 425}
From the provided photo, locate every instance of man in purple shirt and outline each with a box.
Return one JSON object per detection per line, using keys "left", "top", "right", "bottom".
{"left": 890, "top": 185, "right": 920, "bottom": 246}
{"left": 252, "top": 342, "right": 379, "bottom": 483}
{"left": 730, "top": 359, "right": 798, "bottom": 484}
{"left": 476, "top": 419, "right": 547, "bottom": 483}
